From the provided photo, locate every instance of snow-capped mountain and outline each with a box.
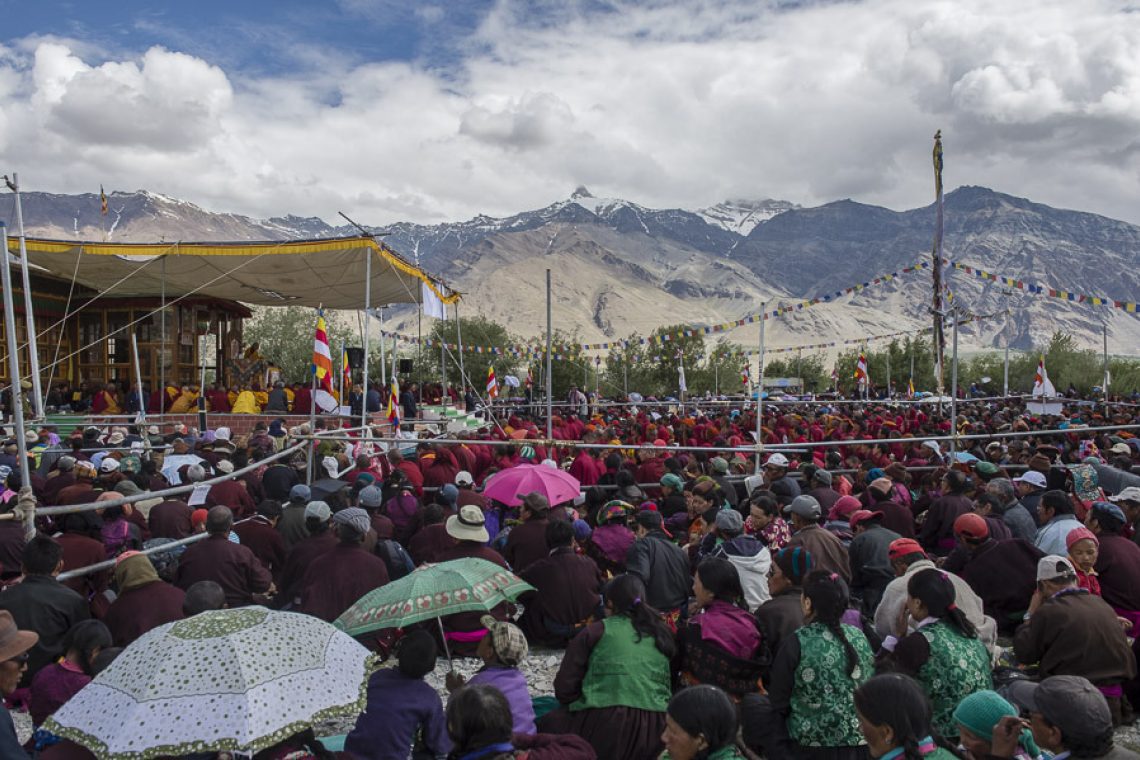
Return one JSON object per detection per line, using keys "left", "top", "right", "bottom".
{"left": 11, "top": 185, "right": 1140, "bottom": 355}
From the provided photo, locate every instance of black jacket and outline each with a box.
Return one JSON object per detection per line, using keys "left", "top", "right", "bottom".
{"left": 626, "top": 529, "right": 690, "bottom": 612}
{"left": 0, "top": 574, "right": 90, "bottom": 684}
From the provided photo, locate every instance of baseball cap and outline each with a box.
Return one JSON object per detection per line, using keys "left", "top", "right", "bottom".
{"left": 812, "top": 469, "right": 833, "bottom": 486}
{"left": 953, "top": 512, "right": 989, "bottom": 540}
{"left": 99, "top": 458, "right": 120, "bottom": 473}
{"left": 304, "top": 500, "right": 332, "bottom": 522}
{"left": 1111, "top": 442, "right": 1132, "bottom": 455}
{"left": 710, "top": 457, "right": 729, "bottom": 474}
{"left": 1108, "top": 486, "right": 1140, "bottom": 505}
{"left": 714, "top": 509, "right": 744, "bottom": 534}
{"left": 849, "top": 510, "right": 882, "bottom": 530}
{"left": 888, "top": 538, "right": 926, "bottom": 561}
{"left": 455, "top": 471, "right": 474, "bottom": 487}
{"left": 765, "top": 453, "right": 789, "bottom": 468}
{"left": 479, "top": 615, "right": 528, "bottom": 667}
{"left": 289, "top": 484, "right": 312, "bottom": 504}
{"left": 1036, "top": 554, "right": 1077, "bottom": 582}
{"left": 1013, "top": 471, "right": 1047, "bottom": 489}
{"left": 1090, "top": 501, "right": 1126, "bottom": 524}
{"left": 922, "top": 440, "right": 941, "bottom": 454}
{"left": 1006, "top": 676, "right": 1113, "bottom": 743}
{"left": 215, "top": 459, "right": 234, "bottom": 474}
{"left": 783, "top": 494, "right": 821, "bottom": 519}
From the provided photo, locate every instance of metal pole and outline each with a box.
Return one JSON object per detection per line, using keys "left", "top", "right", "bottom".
{"left": 714, "top": 356, "right": 719, "bottom": 397}
{"left": 361, "top": 250, "right": 371, "bottom": 435}
{"left": 197, "top": 333, "right": 208, "bottom": 433}
{"left": 0, "top": 223, "right": 32, "bottom": 539}
{"left": 130, "top": 334, "right": 147, "bottom": 428}
{"left": 9, "top": 175, "right": 43, "bottom": 419}
{"left": 885, "top": 349, "right": 891, "bottom": 399}
{"left": 440, "top": 339, "right": 447, "bottom": 406}
{"left": 545, "top": 269, "right": 553, "bottom": 440}
{"left": 160, "top": 256, "right": 166, "bottom": 410}
{"left": 455, "top": 301, "right": 466, "bottom": 406}
{"left": 378, "top": 307, "right": 386, "bottom": 387}
{"left": 950, "top": 311, "right": 959, "bottom": 456}
{"left": 755, "top": 306, "right": 767, "bottom": 473}
{"left": 623, "top": 360, "right": 628, "bottom": 399}
{"left": 306, "top": 373, "right": 317, "bottom": 485}
{"left": 1103, "top": 323, "right": 1110, "bottom": 407}
{"left": 1003, "top": 308, "right": 1010, "bottom": 398}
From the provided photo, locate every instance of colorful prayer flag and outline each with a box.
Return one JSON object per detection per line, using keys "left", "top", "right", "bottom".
{"left": 311, "top": 309, "right": 334, "bottom": 393}
{"left": 342, "top": 345, "right": 352, "bottom": 391}
{"left": 487, "top": 365, "right": 498, "bottom": 399}
{"left": 854, "top": 352, "right": 869, "bottom": 385}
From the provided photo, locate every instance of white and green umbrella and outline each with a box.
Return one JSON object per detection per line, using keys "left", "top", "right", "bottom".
{"left": 44, "top": 607, "right": 377, "bottom": 760}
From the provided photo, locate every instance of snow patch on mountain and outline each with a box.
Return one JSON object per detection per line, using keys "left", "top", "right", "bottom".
{"left": 697, "top": 198, "right": 798, "bottom": 234}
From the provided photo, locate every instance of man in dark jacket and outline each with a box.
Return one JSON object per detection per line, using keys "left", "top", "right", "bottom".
{"left": 1087, "top": 501, "right": 1140, "bottom": 616}
{"left": 626, "top": 510, "right": 690, "bottom": 615}
{"left": 847, "top": 511, "right": 901, "bottom": 615}
{"left": 918, "top": 470, "right": 972, "bottom": 555}
{"left": 784, "top": 495, "right": 851, "bottom": 583}
{"left": 865, "top": 478, "right": 915, "bottom": 538}
{"left": 276, "top": 484, "right": 312, "bottom": 551}
{"left": 503, "top": 492, "right": 552, "bottom": 573}
{"left": 1014, "top": 555, "right": 1136, "bottom": 719}
{"left": 986, "top": 477, "right": 1037, "bottom": 542}
{"left": 0, "top": 536, "right": 89, "bottom": 684}
{"left": 804, "top": 468, "right": 841, "bottom": 516}
{"left": 176, "top": 506, "right": 273, "bottom": 607}
{"left": 755, "top": 546, "right": 811, "bottom": 680}
{"left": 519, "top": 520, "right": 603, "bottom": 646}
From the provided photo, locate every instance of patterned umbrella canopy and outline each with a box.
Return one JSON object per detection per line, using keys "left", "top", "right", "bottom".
{"left": 44, "top": 607, "right": 376, "bottom": 760}
{"left": 481, "top": 463, "right": 581, "bottom": 507}
{"left": 334, "top": 557, "right": 534, "bottom": 638}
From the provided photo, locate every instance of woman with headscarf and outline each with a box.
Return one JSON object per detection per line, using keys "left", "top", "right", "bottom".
{"left": 102, "top": 552, "right": 185, "bottom": 647}
{"left": 953, "top": 690, "right": 1041, "bottom": 760}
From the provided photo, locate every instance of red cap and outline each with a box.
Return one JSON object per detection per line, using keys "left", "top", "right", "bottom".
{"left": 953, "top": 512, "right": 989, "bottom": 540}
{"left": 888, "top": 538, "right": 926, "bottom": 561}
{"left": 191, "top": 508, "right": 209, "bottom": 527}
{"left": 848, "top": 510, "right": 883, "bottom": 530}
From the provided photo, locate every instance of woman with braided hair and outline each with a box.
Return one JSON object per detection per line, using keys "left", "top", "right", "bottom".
{"left": 854, "top": 674, "right": 960, "bottom": 759}
{"left": 756, "top": 570, "right": 875, "bottom": 759}
{"left": 539, "top": 573, "right": 674, "bottom": 759}
{"left": 877, "top": 568, "right": 992, "bottom": 742}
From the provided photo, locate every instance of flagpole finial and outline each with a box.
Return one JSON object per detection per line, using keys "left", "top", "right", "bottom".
{"left": 934, "top": 129, "right": 941, "bottom": 140}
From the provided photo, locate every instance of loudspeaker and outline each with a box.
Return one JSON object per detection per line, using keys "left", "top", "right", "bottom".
{"left": 399, "top": 359, "right": 414, "bottom": 374}
{"left": 345, "top": 347, "right": 365, "bottom": 368}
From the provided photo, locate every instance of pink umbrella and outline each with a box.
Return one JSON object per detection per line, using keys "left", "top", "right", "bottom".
{"left": 482, "top": 463, "right": 581, "bottom": 507}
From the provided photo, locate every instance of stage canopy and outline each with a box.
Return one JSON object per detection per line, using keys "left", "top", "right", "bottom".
{"left": 5, "top": 235, "right": 458, "bottom": 309}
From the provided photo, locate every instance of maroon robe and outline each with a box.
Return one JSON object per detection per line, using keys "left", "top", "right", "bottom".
{"left": 148, "top": 500, "right": 194, "bottom": 540}
{"left": 407, "top": 523, "right": 456, "bottom": 566}
{"left": 503, "top": 517, "right": 550, "bottom": 573}
{"left": 103, "top": 580, "right": 185, "bottom": 647}
{"left": 56, "top": 533, "right": 111, "bottom": 602}
{"left": 298, "top": 544, "right": 389, "bottom": 622}
{"left": 175, "top": 534, "right": 272, "bottom": 608}
{"left": 233, "top": 517, "right": 287, "bottom": 579}
{"left": 277, "top": 531, "right": 337, "bottom": 607}
{"left": 205, "top": 480, "right": 255, "bottom": 519}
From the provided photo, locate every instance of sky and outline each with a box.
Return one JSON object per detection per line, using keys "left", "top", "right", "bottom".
{"left": 0, "top": 0, "right": 1138, "bottom": 226}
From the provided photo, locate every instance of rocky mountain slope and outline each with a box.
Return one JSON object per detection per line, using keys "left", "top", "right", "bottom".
{"left": 10, "top": 185, "right": 1140, "bottom": 355}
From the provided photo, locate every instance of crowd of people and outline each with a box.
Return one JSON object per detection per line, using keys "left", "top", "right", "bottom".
{"left": 0, "top": 393, "right": 1139, "bottom": 758}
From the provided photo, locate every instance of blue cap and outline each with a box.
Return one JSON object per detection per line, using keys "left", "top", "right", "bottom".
{"left": 288, "top": 484, "right": 311, "bottom": 503}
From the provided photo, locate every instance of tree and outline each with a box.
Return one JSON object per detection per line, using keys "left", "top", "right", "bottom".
{"left": 243, "top": 306, "right": 355, "bottom": 386}
{"left": 428, "top": 316, "right": 518, "bottom": 396}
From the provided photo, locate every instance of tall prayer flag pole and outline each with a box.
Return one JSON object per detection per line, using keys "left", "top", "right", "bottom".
{"left": 931, "top": 130, "right": 946, "bottom": 396}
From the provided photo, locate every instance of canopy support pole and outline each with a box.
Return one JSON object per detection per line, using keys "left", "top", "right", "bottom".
{"left": 307, "top": 373, "right": 317, "bottom": 485}
{"left": 378, "top": 307, "right": 386, "bottom": 388}
{"left": 160, "top": 256, "right": 167, "bottom": 411}
{"left": 361, "top": 250, "right": 372, "bottom": 439}
{"left": 9, "top": 175, "right": 43, "bottom": 420}
{"left": 545, "top": 269, "right": 553, "bottom": 440}
{"left": 0, "top": 223, "right": 32, "bottom": 539}
{"left": 456, "top": 301, "right": 466, "bottom": 407}
{"left": 755, "top": 306, "right": 766, "bottom": 473}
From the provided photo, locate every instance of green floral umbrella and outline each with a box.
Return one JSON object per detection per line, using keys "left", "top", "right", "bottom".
{"left": 334, "top": 557, "right": 534, "bottom": 638}
{"left": 44, "top": 607, "right": 377, "bottom": 760}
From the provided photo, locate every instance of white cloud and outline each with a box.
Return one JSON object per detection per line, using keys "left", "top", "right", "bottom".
{"left": 0, "top": 0, "right": 1138, "bottom": 226}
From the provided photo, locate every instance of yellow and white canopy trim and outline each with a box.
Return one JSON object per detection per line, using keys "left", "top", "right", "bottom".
{"left": 5, "top": 235, "right": 458, "bottom": 309}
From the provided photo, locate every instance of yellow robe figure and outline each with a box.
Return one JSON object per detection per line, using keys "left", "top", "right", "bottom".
{"left": 231, "top": 390, "right": 260, "bottom": 414}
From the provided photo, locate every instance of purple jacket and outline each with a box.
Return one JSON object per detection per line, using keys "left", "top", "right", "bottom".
{"left": 346, "top": 669, "right": 451, "bottom": 759}
{"left": 466, "top": 665, "right": 536, "bottom": 735}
